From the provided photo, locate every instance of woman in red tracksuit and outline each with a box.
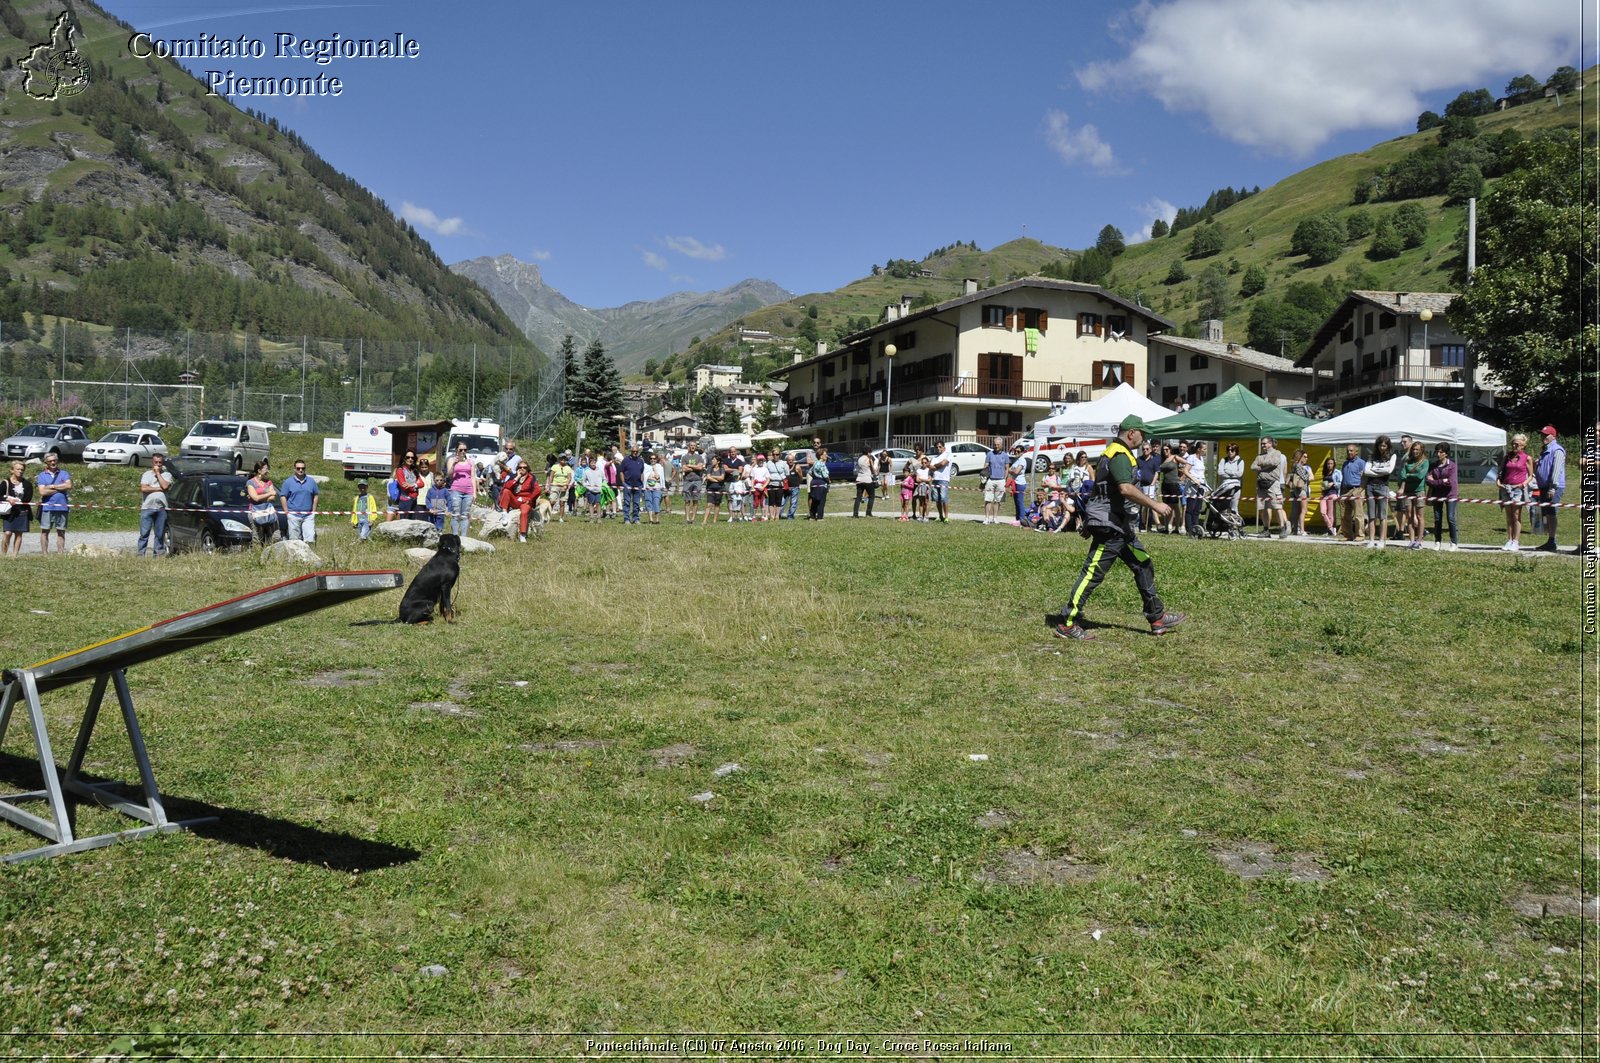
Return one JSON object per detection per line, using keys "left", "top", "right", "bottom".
{"left": 510, "top": 465, "right": 542, "bottom": 542}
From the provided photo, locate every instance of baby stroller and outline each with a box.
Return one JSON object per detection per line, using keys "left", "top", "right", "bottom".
{"left": 1196, "top": 478, "right": 1245, "bottom": 539}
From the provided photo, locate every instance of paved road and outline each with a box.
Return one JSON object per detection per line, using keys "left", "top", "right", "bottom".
{"left": 14, "top": 530, "right": 139, "bottom": 555}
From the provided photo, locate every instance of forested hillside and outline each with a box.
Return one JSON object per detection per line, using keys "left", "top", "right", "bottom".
{"left": 0, "top": 0, "right": 525, "bottom": 346}
{"left": 674, "top": 65, "right": 1589, "bottom": 386}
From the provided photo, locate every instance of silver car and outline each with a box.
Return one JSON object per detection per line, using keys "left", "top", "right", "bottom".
{"left": 0, "top": 417, "right": 93, "bottom": 462}
{"left": 84, "top": 429, "right": 169, "bottom": 466}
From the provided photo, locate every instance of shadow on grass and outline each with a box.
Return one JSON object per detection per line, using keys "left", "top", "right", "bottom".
{"left": 0, "top": 752, "right": 420, "bottom": 871}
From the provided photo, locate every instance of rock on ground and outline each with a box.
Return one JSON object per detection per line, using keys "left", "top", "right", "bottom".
{"left": 264, "top": 539, "right": 323, "bottom": 565}
{"left": 371, "top": 519, "right": 440, "bottom": 547}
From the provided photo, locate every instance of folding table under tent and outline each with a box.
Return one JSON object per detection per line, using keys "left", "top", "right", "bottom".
{"left": 0, "top": 570, "right": 402, "bottom": 863}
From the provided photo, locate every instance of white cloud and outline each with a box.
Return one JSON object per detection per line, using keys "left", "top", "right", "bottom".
{"left": 640, "top": 249, "right": 668, "bottom": 271}
{"left": 662, "top": 235, "right": 728, "bottom": 261}
{"left": 1043, "top": 108, "right": 1119, "bottom": 173}
{"left": 530, "top": 248, "right": 552, "bottom": 261}
{"left": 400, "top": 201, "right": 465, "bottom": 237}
{"left": 1129, "top": 198, "right": 1178, "bottom": 244}
{"left": 1077, "top": 0, "right": 1578, "bottom": 155}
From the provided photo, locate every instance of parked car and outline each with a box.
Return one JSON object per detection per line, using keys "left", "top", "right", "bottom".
{"left": 129, "top": 420, "right": 167, "bottom": 432}
{"left": 782, "top": 447, "right": 857, "bottom": 482}
{"left": 943, "top": 441, "right": 994, "bottom": 475}
{"left": 1009, "top": 434, "right": 1109, "bottom": 474}
{"left": 164, "top": 465, "right": 259, "bottom": 553}
{"left": 179, "top": 419, "right": 272, "bottom": 472}
{"left": 1, "top": 416, "right": 93, "bottom": 462}
{"left": 84, "top": 429, "right": 169, "bottom": 466}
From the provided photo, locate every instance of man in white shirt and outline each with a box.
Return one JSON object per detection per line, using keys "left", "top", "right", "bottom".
{"left": 929, "top": 442, "right": 955, "bottom": 522}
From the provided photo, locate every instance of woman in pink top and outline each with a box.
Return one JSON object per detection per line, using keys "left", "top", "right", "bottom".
{"left": 446, "top": 442, "right": 477, "bottom": 536}
{"left": 1499, "top": 433, "right": 1532, "bottom": 551}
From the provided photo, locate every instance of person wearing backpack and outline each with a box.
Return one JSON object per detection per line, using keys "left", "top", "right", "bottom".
{"left": 1049, "top": 416, "right": 1185, "bottom": 642}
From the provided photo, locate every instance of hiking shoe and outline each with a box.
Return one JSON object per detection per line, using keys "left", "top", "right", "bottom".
{"left": 1149, "top": 612, "right": 1187, "bottom": 636}
{"left": 1533, "top": 540, "right": 1558, "bottom": 552}
{"left": 1050, "top": 621, "right": 1095, "bottom": 641}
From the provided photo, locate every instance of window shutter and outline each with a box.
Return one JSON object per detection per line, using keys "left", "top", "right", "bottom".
{"left": 978, "top": 353, "right": 991, "bottom": 380}
{"left": 1091, "top": 360, "right": 1102, "bottom": 384}
{"left": 1037, "top": 308, "right": 1048, "bottom": 333}
{"left": 1124, "top": 363, "right": 1136, "bottom": 388}
{"left": 1005, "top": 309, "right": 1016, "bottom": 331}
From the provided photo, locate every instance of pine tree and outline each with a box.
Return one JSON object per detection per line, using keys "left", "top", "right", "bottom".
{"left": 576, "top": 338, "right": 625, "bottom": 431}
{"left": 696, "top": 386, "right": 728, "bottom": 434}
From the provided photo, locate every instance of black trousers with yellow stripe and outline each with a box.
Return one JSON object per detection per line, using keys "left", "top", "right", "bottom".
{"left": 1059, "top": 528, "right": 1165, "bottom": 627}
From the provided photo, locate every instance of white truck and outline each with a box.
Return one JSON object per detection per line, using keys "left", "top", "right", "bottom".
{"left": 328, "top": 411, "right": 399, "bottom": 480}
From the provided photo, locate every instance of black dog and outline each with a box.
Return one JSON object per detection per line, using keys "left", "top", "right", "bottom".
{"left": 397, "top": 534, "right": 461, "bottom": 624}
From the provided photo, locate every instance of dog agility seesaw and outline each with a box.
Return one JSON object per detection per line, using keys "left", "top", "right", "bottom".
{"left": 0, "top": 570, "right": 401, "bottom": 863}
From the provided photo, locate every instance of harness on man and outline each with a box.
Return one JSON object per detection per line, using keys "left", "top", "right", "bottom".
{"left": 1078, "top": 440, "right": 1139, "bottom": 536}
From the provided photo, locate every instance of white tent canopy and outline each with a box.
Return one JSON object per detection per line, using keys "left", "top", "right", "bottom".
{"left": 1300, "top": 396, "right": 1506, "bottom": 448}
{"left": 1033, "top": 383, "right": 1172, "bottom": 438}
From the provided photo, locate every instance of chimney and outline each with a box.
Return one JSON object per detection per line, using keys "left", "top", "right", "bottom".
{"left": 793, "top": 349, "right": 803, "bottom": 364}
{"left": 963, "top": 278, "right": 979, "bottom": 295}
{"left": 1227, "top": 342, "right": 1240, "bottom": 356}
{"left": 1202, "top": 319, "right": 1224, "bottom": 342}
{"left": 900, "top": 293, "right": 913, "bottom": 314}
{"left": 1396, "top": 292, "right": 1410, "bottom": 307}
{"left": 815, "top": 340, "right": 827, "bottom": 357}
{"left": 883, "top": 304, "right": 899, "bottom": 322}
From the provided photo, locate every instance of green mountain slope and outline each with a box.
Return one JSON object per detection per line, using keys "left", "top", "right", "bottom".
{"left": 684, "top": 238, "right": 1072, "bottom": 366}
{"left": 683, "top": 70, "right": 1588, "bottom": 376}
{"left": 1087, "top": 68, "right": 1591, "bottom": 355}
{"left": 0, "top": 0, "right": 526, "bottom": 347}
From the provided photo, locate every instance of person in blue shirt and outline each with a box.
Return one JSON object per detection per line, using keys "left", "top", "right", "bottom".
{"left": 281, "top": 459, "right": 320, "bottom": 543}
{"left": 1339, "top": 442, "right": 1367, "bottom": 541}
{"left": 1135, "top": 440, "right": 1162, "bottom": 531}
{"left": 36, "top": 452, "right": 71, "bottom": 555}
{"left": 618, "top": 444, "right": 646, "bottom": 525}
{"left": 1533, "top": 425, "right": 1567, "bottom": 552}
{"left": 982, "top": 446, "right": 1009, "bottom": 525}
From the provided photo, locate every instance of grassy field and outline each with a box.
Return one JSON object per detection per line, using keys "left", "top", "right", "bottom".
{"left": 0, "top": 482, "right": 1589, "bottom": 1059}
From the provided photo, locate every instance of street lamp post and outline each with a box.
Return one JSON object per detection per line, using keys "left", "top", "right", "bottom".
{"left": 882, "top": 343, "right": 897, "bottom": 451}
{"left": 1418, "top": 308, "right": 1433, "bottom": 405}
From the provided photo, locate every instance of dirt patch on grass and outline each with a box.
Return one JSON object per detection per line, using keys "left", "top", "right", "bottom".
{"left": 302, "top": 668, "right": 384, "bottom": 688}
{"left": 980, "top": 847, "right": 1100, "bottom": 886}
{"left": 1211, "top": 841, "right": 1329, "bottom": 883}
{"left": 648, "top": 743, "right": 699, "bottom": 769}
{"left": 519, "top": 740, "right": 615, "bottom": 753}
{"left": 409, "top": 700, "right": 476, "bottom": 718}
{"left": 860, "top": 751, "right": 892, "bottom": 768}
{"left": 1412, "top": 735, "right": 1470, "bottom": 756}
{"left": 975, "top": 810, "right": 1015, "bottom": 830}
{"left": 1509, "top": 888, "right": 1598, "bottom": 919}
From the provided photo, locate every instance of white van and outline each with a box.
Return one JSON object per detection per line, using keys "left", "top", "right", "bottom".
{"left": 179, "top": 420, "right": 273, "bottom": 472}
{"left": 447, "top": 418, "right": 504, "bottom": 473}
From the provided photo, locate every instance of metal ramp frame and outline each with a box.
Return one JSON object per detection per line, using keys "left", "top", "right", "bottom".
{"left": 0, "top": 570, "right": 402, "bottom": 863}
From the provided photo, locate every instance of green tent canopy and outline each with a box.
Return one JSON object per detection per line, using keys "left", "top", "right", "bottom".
{"left": 1142, "top": 383, "right": 1318, "bottom": 441}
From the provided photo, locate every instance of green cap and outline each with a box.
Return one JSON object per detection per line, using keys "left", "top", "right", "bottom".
{"left": 1119, "top": 414, "right": 1147, "bottom": 434}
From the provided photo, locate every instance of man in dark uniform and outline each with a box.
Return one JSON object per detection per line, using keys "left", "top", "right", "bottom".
{"left": 1050, "top": 415, "right": 1186, "bottom": 641}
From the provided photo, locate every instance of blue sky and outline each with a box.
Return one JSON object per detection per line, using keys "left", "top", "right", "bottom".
{"left": 95, "top": 0, "right": 1585, "bottom": 310}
